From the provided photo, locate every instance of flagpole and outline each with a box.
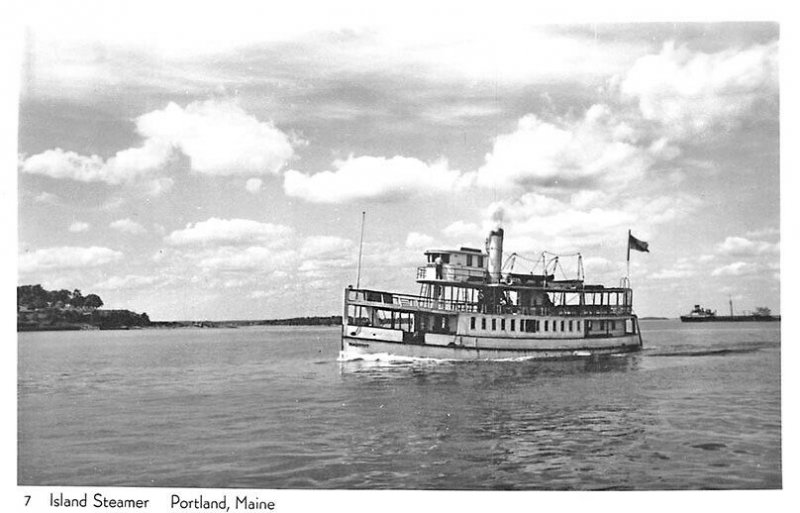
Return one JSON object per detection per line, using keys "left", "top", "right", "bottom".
{"left": 626, "top": 229, "right": 631, "bottom": 282}
{"left": 356, "top": 211, "right": 366, "bottom": 288}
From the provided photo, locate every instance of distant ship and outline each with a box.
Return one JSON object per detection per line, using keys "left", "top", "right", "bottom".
{"left": 680, "top": 299, "right": 780, "bottom": 322}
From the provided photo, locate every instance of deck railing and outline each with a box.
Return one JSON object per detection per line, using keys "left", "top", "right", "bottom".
{"left": 346, "top": 288, "right": 632, "bottom": 316}
{"left": 416, "top": 265, "right": 486, "bottom": 282}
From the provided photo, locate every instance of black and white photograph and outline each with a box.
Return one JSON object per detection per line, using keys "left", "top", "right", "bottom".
{"left": 6, "top": 0, "right": 794, "bottom": 510}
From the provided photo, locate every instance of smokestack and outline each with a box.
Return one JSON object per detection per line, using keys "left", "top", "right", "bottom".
{"left": 486, "top": 228, "right": 504, "bottom": 283}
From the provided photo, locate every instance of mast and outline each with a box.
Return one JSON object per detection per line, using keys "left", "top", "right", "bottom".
{"left": 729, "top": 296, "right": 734, "bottom": 317}
{"left": 356, "top": 211, "right": 366, "bottom": 288}
{"left": 626, "top": 228, "right": 631, "bottom": 282}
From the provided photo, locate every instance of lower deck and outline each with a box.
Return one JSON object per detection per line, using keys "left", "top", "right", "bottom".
{"left": 342, "top": 330, "right": 642, "bottom": 360}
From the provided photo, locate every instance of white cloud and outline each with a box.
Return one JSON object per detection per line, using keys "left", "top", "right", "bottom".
{"left": 165, "top": 218, "right": 293, "bottom": 246}
{"left": 196, "top": 247, "right": 297, "bottom": 272}
{"left": 711, "top": 261, "right": 759, "bottom": 277}
{"left": 110, "top": 218, "right": 147, "bottom": 235}
{"left": 300, "top": 236, "right": 353, "bottom": 258}
{"left": 143, "top": 177, "right": 175, "bottom": 196}
{"left": 22, "top": 10, "right": 647, "bottom": 99}
{"left": 34, "top": 191, "right": 60, "bottom": 204}
{"left": 94, "top": 274, "right": 161, "bottom": 290}
{"left": 405, "top": 232, "right": 435, "bottom": 249}
{"left": 20, "top": 100, "right": 297, "bottom": 185}
{"left": 20, "top": 140, "right": 174, "bottom": 184}
{"left": 68, "top": 221, "right": 90, "bottom": 233}
{"left": 136, "top": 100, "right": 298, "bottom": 176}
{"left": 745, "top": 227, "right": 780, "bottom": 239}
{"left": 442, "top": 221, "right": 481, "bottom": 239}
{"left": 582, "top": 257, "right": 617, "bottom": 275}
{"left": 19, "top": 246, "right": 123, "bottom": 273}
{"left": 717, "top": 236, "right": 779, "bottom": 257}
{"left": 650, "top": 266, "right": 695, "bottom": 280}
{"left": 483, "top": 190, "right": 696, "bottom": 254}
{"left": 245, "top": 178, "right": 263, "bottom": 193}
{"left": 284, "top": 155, "right": 465, "bottom": 203}
{"left": 476, "top": 105, "right": 678, "bottom": 190}
{"left": 250, "top": 290, "right": 277, "bottom": 299}
{"left": 621, "top": 41, "right": 778, "bottom": 140}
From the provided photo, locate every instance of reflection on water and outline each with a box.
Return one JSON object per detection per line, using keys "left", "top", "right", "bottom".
{"left": 18, "top": 321, "right": 780, "bottom": 489}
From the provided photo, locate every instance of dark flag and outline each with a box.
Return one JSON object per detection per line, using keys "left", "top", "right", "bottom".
{"left": 628, "top": 233, "right": 649, "bottom": 253}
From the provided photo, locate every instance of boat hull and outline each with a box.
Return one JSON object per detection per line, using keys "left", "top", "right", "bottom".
{"left": 341, "top": 333, "right": 642, "bottom": 360}
{"left": 680, "top": 315, "right": 781, "bottom": 322}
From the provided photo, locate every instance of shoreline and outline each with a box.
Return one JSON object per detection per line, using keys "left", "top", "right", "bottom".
{"left": 17, "top": 316, "right": 344, "bottom": 332}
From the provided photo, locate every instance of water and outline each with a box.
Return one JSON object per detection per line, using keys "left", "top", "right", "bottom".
{"left": 18, "top": 321, "right": 781, "bottom": 490}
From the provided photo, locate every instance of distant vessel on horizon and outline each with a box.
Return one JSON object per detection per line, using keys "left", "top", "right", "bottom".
{"left": 680, "top": 299, "right": 780, "bottom": 323}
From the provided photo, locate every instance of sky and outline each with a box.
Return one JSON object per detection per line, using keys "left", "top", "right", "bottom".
{"left": 12, "top": 1, "right": 782, "bottom": 321}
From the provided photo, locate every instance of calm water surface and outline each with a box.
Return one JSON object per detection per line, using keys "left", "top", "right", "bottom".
{"left": 18, "top": 321, "right": 781, "bottom": 489}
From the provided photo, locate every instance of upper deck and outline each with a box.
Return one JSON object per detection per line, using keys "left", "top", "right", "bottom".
{"left": 345, "top": 286, "right": 633, "bottom": 317}
{"left": 349, "top": 227, "right": 635, "bottom": 318}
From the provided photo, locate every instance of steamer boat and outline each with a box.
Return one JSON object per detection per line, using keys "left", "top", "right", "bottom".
{"left": 341, "top": 228, "right": 643, "bottom": 360}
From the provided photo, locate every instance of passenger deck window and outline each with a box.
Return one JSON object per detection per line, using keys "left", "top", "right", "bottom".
{"left": 510, "top": 319, "right": 516, "bottom": 331}
{"left": 470, "top": 317, "right": 476, "bottom": 330}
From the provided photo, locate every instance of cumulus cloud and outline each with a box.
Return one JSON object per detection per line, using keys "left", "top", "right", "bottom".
{"left": 483, "top": 190, "right": 696, "bottom": 253}
{"left": 300, "top": 236, "right": 353, "bottom": 258}
{"left": 621, "top": 41, "right": 778, "bottom": 140}
{"left": 649, "top": 258, "right": 697, "bottom": 280}
{"left": 157, "top": 218, "right": 357, "bottom": 286}
{"left": 110, "top": 218, "right": 147, "bottom": 235}
{"left": 165, "top": 218, "right": 293, "bottom": 246}
{"left": 68, "top": 221, "right": 90, "bottom": 233}
{"left": 20, "top": 100, "right": 298, "bottom": 185}
{"left": 34, "top": 191, "right": 61, "bottom": 204}
{"left": 20, "top": 140, "right": 173, "bottom": 184}
{"left": 143, "top": 177, "right": 175, "bottom": 196}
{"left": 476, "top": 105, "right": 679, "bottom": 190}
{"left": 19, "top": 246, "right": 123, "bottom": 273}
{"left": 717, "top": 236, "right": 779, "bottom": 256}
{"left": 136, "top": 100, "right": 298, "bottom": 176}
{"left": 405, "top": 232, "right": 435, "bottom": 249}
{"left": 245, "top": 178, "right": 263, "bottom": 193}
{"left": 196, "top": 247, "right": 297, "bottom": 272}
{"left": 711, "top": 261, "right": 759, "bottom": 277}
{"left": 283, "top": 155, "right": 465, "bottom": 203}
{"left": 442, "top": 221, "right": 482, "bottom": 239}
{"left": 745, "top": 227, "right": 780, "bottom": 238}
{"left": 94, "top": 274, "right": 161, "bottom": 290}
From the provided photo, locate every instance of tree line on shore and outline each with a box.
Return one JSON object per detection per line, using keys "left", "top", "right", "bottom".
{"left": 18, "top": 284, "right": 104, "bottom": 310}
{"left": 17, "top": 284, "right": 150, "bottom": 331}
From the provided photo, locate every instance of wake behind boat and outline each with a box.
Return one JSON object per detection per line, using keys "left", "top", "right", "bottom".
{"left": 341, "top": 228, "right": 644, "bottom": 360}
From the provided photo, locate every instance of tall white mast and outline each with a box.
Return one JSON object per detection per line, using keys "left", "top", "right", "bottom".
{"left": 356, "top": 211, "right": 366, "bottom": 288}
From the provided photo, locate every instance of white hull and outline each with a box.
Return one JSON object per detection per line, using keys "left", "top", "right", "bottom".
{"left": 342, "top": 332, "right": 642, "bottom": 361}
